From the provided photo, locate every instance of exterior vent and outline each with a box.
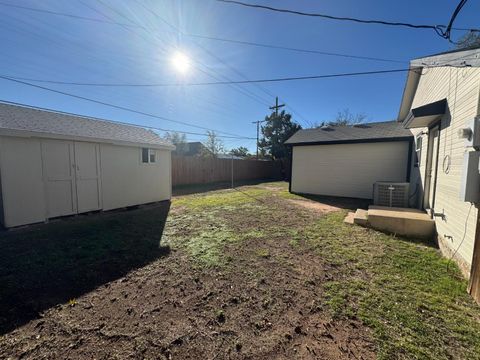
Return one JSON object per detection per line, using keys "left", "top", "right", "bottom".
{"left": 373, "top": 182, "right": 410, "bottom": 208}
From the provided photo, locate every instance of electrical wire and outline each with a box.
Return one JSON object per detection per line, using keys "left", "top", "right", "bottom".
{"left": 186, "top": 33, "right": 408, "bottom": 64}
{"left": 0, "top": 1, "right": 410, "bottom": 65}
{"left": 0, "top": 76, "right": 255, "bottom": 139}
{"left": 0, "top": 99, "right": 251, "bottom": 140}
{"left": 216, "top": 0, "right": 480, "bottom": 39}
{"left": 449, "top": 203, "right": 473, "bottom": 264}
{"left": 82, "top": 0, "right": 271, "bottom": 108}
{"left": 443, "top": 0, "right": 469, "bottom": 42}
{"left": 3, "top": 68, "right": 414, "bottom": 87}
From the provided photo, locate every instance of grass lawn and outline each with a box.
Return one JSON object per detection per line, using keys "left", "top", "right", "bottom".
{"left": 1, "top": 181, "right": 479, "bottom": 359}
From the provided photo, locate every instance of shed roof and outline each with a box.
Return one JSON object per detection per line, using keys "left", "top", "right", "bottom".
{"left": 0, "top": 102, "right": 174, "bottom": 149}
{"left": 285, "top": 120, "right": 412, "bottom": 145}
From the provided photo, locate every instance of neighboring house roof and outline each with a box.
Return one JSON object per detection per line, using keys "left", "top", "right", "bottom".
{"left": 397, "top": 46, "right": 480, "bottom": 122}
{"left": 285, "top": 121, "right": 412, "bottom": 146}
{"left": 178, "top": 141, "right": 206, "bottom": 156}
{"left": 0, "top": 102, "right": 175, "bottom": 149}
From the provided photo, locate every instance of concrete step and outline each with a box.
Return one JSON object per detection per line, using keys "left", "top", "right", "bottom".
{"left": 353, "top": 209, "right": 369, "bottom": 227}
{"left": 367, "top": 205, "right": 435, "bottom": 239}
{"left": 343, "top": 212, "right": 355, "bottom": 225}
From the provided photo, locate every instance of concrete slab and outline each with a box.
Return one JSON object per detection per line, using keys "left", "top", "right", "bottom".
{"left": 367, "top": 205, "right": 434, "bottom": 239}
{"left": 353, "top": 209, "right": 368, "bottom": 226}
{"left": 344, "top": 212, "right": 355, "bottom": 225}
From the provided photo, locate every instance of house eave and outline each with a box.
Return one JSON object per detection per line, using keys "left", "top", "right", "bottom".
{"left": 286, "top": 136, "right": 413, "bottom": 147}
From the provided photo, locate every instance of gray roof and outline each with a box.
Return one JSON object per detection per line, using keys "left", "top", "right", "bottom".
{"left": 285, "top": 121, "right": 413, "bottom": 145}
{"left": 0, "top": 102, "right": 174, "bottom": 149}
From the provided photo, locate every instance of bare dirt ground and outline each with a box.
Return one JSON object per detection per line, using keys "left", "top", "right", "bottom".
{"left": 0, "top": 183, "right": 375, "bottom": 359}
{"left": 2, "top": 182, "right": 479, "bottom": 359}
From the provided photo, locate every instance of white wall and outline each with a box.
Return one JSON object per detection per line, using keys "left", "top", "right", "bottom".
{"left": 0, "top": 137, "right": 46, "bottom": 227}
{"left": 408, "top": 66, "right": 480, "bottom": 269}
{"left": 100, "top": 144, "right": 171, "bottom": 210}
{"left": 291, "top": 141, "right": 410, "bottom": 199}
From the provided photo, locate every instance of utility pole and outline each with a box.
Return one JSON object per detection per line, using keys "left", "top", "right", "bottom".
{"left": 252, "top": 97, "right": 285, "bottom": 160}
{"left": 269, "top": 96, "right": 285, "bottom": 117}
{"left": 252, "top": 120, "right": 261, "bottom": 159}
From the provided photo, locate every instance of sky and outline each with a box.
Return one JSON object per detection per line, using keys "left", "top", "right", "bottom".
{"left": 0, "top": 0, "right": 479, "bottom": 152}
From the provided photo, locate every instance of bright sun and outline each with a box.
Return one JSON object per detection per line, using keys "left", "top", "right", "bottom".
{"left": 171, "top": 51, "right": 190, "bottom": 75}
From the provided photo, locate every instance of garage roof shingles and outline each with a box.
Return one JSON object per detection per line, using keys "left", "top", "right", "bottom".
{"left": 285, "top": 120, "right": 413, "bottom": 145}
{"left": 0, "top": 102, "right": 173, "bottom": 148}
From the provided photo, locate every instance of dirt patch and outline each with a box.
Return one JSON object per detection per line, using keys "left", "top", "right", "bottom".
{"left": 288, "top": 199, "right": 341, "bottom": 213}
{"left": 0, "top": 185, "right": 376, "bottom": 359}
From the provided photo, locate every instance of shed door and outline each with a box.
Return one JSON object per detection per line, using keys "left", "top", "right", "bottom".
{"left": 41, "top": 140, "right": 77, "bottom": 218}
{"left": 74, "top": 142, "right": 102, "bottom": 213}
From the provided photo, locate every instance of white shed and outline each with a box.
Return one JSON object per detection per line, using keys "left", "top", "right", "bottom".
{"left": 0, "top": 102, "right": 175, "bottom": 228}
{"left": 285, "top": 121, "right": 413, "bottom": 199}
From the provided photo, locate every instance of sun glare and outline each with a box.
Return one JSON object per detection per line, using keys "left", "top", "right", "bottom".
{"left": 171, "top": 51, "right": 191, "bottom": 75}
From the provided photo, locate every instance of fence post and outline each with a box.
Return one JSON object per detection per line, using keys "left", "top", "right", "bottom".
{"left": 231, "top": 154, "right": 234, "bottom": 189}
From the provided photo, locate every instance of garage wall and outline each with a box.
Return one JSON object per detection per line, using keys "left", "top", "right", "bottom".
{"left": 0, "top": 136, "right": 46, "bottom": 227}
{"left": 100, "top": 144, "right": 171, "bottom": 210}
{"left": 291, "top": 141, "right": 410, "bottom": 199}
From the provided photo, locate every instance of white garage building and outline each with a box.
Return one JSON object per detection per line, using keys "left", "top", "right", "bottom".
{"left": 0, "top": 102, "right": 175, "bottom": 228}
{"left": 285, "top": 121, "right": 413, "bottom": 199}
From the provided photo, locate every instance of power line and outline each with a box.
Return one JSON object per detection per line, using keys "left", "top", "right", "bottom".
{"left": 216, "top": 0, "right": 480, "bottom": 38}
{"left": 0, "top": 99, "right": 250, "bottom": 141}
{"left": 0, "top": 1, "right": 133, "bottom": 26}
{"left": 0, "top": 1, "right": 408, "bottom": 66}
{"left": 443, "top": 0, "right": 469, "bottom": 42}
{"left": 3, "top": 68, "right": 414, "bottom": 87}
{"left": 0, "top": 75, "right": 255, "bottom": 139}
{"left": 187, "top": 33, "right": 408, "bottom": 64}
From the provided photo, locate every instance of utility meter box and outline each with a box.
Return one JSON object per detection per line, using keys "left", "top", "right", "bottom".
{"left": 459, "top": 116, "right": 480, "bottom": 149}
{"left": 459, "top": 150, "right": 480, "bottom": 203}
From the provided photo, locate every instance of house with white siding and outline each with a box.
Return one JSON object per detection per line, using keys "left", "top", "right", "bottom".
{"left": 398, "top": 46, "right": 480, "bottom": 301}
{"left": 0, "top": 102, "right": 175, "bottom": 228}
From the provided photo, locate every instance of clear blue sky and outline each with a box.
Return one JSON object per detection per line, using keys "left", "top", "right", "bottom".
{"left": 0, "top": 0, "right": 479, "bottom": 151}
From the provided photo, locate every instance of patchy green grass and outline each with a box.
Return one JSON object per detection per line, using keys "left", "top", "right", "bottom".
{"left": 173, "top": 187, "right": 270, "bottom": 210}
{"left": 299, "top": 211, "right": 480, "bottom": 360}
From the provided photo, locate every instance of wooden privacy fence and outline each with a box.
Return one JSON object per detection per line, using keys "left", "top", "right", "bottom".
{"left": 172, "top": 155, "right": 283, "bottom": 186}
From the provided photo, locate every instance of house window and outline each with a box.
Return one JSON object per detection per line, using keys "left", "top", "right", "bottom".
{"left": 141, "top": 148, "right": 156, "bottom": 164}
{"left": 415, "top": 135, "right": 422, "bottom": 167}
{"left": 149, "top": 150, "right": 156, "bottom": 163}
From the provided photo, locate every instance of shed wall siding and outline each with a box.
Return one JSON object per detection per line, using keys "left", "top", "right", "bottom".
{"left": 99, "top": 144, "right": 171, "bottom": 211}
{"left": 291, "top": 141, "right": 409, "bottom": 199}
{"left": 0, "top": 137, "right": 172, "bottom": 227}
{"left": 0, "top": 137, "right": 46, "bottom": 227}
{"left": 408, "top": 66, "right": 480, "bottom": 268}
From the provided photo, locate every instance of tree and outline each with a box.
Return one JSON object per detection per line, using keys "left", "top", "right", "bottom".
{"left": 165, "top": 131, "right": 188, "bottom": 155}
{"left": 315, "top": 108, "right": 367, "bottom": 128}
{"left": 332, "top": 108, "right": 366, "bottom": 126}
{"left": 229, "top": 146, "right": 250, "bottom": 158}
{"left": 455, "top": 32, "right": 480, "bottom": 49}
{"left": 202, "top": 130, "right": 225, "bottom": 157}
{"left": 258, "top": 110, "right": 301, "bottom": 160}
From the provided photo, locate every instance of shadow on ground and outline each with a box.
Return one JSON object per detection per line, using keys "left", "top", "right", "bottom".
{"left": 0, "top": 202, "right": 171, "bottom": 335}
{"left": 173, "top": 178, "right": 278, "bottom": 196}
{"left": 294, "top": 193, "right": 372, "bottom": 211}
